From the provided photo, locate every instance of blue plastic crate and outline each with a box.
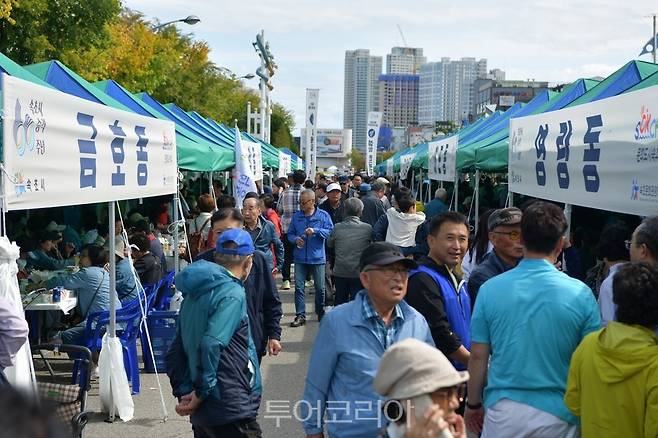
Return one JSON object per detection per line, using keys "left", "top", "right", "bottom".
{"left": 142, "top": 310, "right": 178, "bottom": 373}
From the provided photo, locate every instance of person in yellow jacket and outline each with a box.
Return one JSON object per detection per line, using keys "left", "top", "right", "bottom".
{"left": 565, "top": 262, "right": 658, "bottom": 437}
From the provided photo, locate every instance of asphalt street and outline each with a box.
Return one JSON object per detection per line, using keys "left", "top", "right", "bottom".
{"left": 84, "top": 282, "right": 318, "bottom": 438}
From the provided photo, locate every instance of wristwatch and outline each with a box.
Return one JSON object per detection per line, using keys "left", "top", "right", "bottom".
{"left": 466, "top": 400, "right": 482, "bottom": 409}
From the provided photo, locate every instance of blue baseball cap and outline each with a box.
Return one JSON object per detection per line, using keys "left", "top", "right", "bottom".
{"left": 338, "top": 175, "right": 349, "bottom": 183}
{"left": 359, "top": 183, "right": 371, "bottom": 193}
{"left": 215, "top": 228, "right": 255, "bottom": 256}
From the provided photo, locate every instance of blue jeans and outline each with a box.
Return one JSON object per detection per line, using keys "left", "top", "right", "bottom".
{"left": 294, "top": 263, "right": 325, "bottom": 317}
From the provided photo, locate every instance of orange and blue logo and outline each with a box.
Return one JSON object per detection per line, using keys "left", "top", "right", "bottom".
{"left": 635, "top": 105, "right": 658, "bottom": 141}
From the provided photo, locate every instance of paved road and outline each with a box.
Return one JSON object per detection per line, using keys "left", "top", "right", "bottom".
{"left": 84, "top": 283, "right": 318, "bottom": 438}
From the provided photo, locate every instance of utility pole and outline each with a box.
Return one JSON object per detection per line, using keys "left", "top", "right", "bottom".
{"left": 253, "top": 30, "right": 277, "bottom": 143}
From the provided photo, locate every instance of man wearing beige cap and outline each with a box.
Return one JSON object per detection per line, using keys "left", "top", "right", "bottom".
{"left": 300, "top": 242, "right": 433, "bottom": 438}
{"left": 374, "top": 338, "right": 468, "bottom": 438}
{"left": 467, "top": 207, "right": 524, "bottom": 303}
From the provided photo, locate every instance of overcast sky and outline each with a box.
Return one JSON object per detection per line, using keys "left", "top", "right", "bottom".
{"left": 126, "top": 0, "right": 657, "bottom": 135}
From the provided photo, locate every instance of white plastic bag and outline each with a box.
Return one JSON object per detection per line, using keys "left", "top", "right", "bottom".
{"left": 0, "top": 237, "right": 35, "bottom": 393}
{"left": 99, "top": 334, "right": 134, "bottom": 421}
{"left": 168, "top": 290, "right": 183, "bottom": 312}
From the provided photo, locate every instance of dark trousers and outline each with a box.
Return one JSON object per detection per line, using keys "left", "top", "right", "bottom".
{"left": 334, "top": 276, "right": 363, "bottom": 305}
{"left": 193, "top": 419, "right": 262, "bottom": 438}
{"left": 282, "top": 238, "right": 294, "bottom": 281}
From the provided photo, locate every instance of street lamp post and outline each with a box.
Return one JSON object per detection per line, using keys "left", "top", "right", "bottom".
{"left": 153, "top": 15, "right": 201, "bottom": 31}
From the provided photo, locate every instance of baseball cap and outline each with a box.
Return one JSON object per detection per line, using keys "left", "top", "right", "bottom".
{"left": 359, "top": 183, "right": 371, "bottom": 193}
{"left": 374, "top": 338, "right": 469, "bottom": 400}
{"left": 359, "top": 242, "right": 417, "bottom": 271}
{"left": 376, "top": 177, "right": 390, "bottom": 185}
{"left": 46, "top": 221, "right": 66, "bottom": 232}
{"left": 326, "top": 183, "right": 341, "bottom": 193}
{"left": 115, "top": 239, "right": 127, "bottom": 259}
{"left": 215, "top": 228, "right": 255, "bottom": 256}
{"left": 488, "top": 207, "right": 522, "bottom": 231}
{"left": 338, "top": 175, "right": 349, "bottom": 183}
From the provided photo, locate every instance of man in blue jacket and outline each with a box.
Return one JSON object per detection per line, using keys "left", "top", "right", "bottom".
{"left": 300, "top": 242, "right": 434, "bottom": 438}
{"left": 287, "top": 189, "right": 334, "bottom": 327}
{"left": 195, "top": 208, "right": 283, "bottom": 362}
{"left": 167, "top": 229, "right": 263, "bottom": 438}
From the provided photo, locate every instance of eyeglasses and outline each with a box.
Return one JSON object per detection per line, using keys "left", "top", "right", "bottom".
{"left": 301, "top": 199, "right": 315, "bottom": 205}
{"left": 492, "top": 230, "right": 520, "bottom": 241}
{"left": 364, "top": 266, "right": 410, "bottom": 277}
{"left": 625, "top": 240, "right": 643, "bottom": 250}
{"left": 435, "top": 384, "right": 466, "bottom": 403}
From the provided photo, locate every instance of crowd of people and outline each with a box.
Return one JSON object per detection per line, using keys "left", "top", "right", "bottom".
{"left": 2, "top": 168, "right": 657, "bottom": 438}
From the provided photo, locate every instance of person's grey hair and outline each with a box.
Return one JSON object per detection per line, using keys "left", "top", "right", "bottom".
{"left": 435, "top": 188, "right": 448, "bottom": 201}
{"left": 635, "top": 216, "right": 658, "bottom": 260}
{"left": 371, "top": 181, "right": 385, "bottom": 192}
{"left": 344, "top": 197, "right": 364, "bottom": 217}
{"left": 214, "top": 252, "right": 250, "bottom": 268}
{"left": 300, "top": 189, "right": 316, "bottom": 200}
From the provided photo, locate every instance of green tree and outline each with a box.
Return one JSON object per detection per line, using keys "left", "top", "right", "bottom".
{"left": 0, "top": 0, "right": 121, "bottom": 64}
{"left": 377, "top": 150, "right": 395, "bottom": 164}
{"left": 349, "top": 148, "right": 365, "bottom": 171}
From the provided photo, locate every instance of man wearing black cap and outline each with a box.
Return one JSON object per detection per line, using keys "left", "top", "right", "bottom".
{"left": 358, "top": 182, "right": 386, "bottom": 227}
{"left": 338, "top": 175, "right": 356, "bottom": 201}
{"left": 300, "top": 242, "right": 434, "bottom": 438}
{"left": 467, "top": 207, "right": 524, "bottom": 303}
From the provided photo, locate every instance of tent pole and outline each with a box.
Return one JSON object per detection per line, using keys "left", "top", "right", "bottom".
{"left": 174, "top": 181, "right": 180, "bottom": 274}
{"left": 474, "top": 170, "right": 480, "bottom": 234}
{"left": 454, "top": 175, "right": 459, "bottom": 213}
{"left": 108, "top": 201, "right": 117, "bottom": 421}
{"left": 419, "top": 170, "right": 423, "bottom": 204}
{"left": 209, "top": 171, "right": 213, "bottom": 196}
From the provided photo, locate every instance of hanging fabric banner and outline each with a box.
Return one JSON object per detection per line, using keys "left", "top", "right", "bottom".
{"left": 242, "top": 140, "right": 263, "bottom": 181}
{"left": 386, "top": 159, "right": 394, "bottom": 177}
{"left": 2, "top": 74, "right": 177, "bottom": 211}
{"left": 428, "top": 135, "right": 458, "bottom": 182}
{"left": 233, "top": 126, "right": 257, "bottom": 206}
{"left": 365, "top": 111, "right": 382, "bottom": 176}
{"left": 509, "top": 84, "right": 658, "bottom": 216}
{"left": 305, "top": 88, "right": 319, "bottom": 180}
{"left": 399, "top": 153, "right": 416, "bottom": 180}
{"left": 278, "top": 151, "right": 292, "bottom": 178}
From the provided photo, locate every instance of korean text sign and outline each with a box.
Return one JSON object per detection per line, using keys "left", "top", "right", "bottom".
{"left": 509, "top": 84, "right": 658, "bottom": 216}
{"left": 428, "top": 135, "right": 458, "bottom": 182}
{"left": 2, "top": 74, "right": 177, "bottom": 211}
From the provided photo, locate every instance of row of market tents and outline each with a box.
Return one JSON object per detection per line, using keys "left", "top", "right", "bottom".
{"left": 0, "top": 53, "right": 302, "bottom": 174}
{"left": 377, "top": 60, "right": 658, "bottom": 176}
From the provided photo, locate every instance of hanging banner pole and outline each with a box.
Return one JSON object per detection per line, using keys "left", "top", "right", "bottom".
{"left": 305, "top": 89, "right": 319, "bottom": 180}
{"left": 365, "top": 111, "right": 382, "bottom": 176}
{"left": 454, "top": 175, "right": 459, "bottom": 212}
{"left": 474, "top": 170, "right": 480, "bottom": 234}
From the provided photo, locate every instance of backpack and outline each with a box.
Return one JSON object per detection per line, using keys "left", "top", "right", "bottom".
{"left": 187, "top": 216, "right": 211, "bottom": 261}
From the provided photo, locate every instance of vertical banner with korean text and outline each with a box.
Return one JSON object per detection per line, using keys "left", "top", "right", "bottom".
{"left": 365, "top": 111, "right": 382, "bottom": 176}
{"left": 386, "top": 159, "right": 394, "bottom": 177}
{"left": 428, "top": 135, "right": 458, "bottom": 182}
{"left": 243, "top": 140, "right": 263, "bottom": 181}
{"left": 233, "top": 126, "right": 258, "bottom": 206}
{"left": 305, "top": 88, "right": 319, "bottom": 180}
{"left": 399, "top": 153, "right": 416, "bottom": 180}
{"left": 278, "top": 151, "right": 292, "bottom": 178}
{"left": 509, "top": 84, "right": 658, "bottom": 216}
{"left": 2, "top": 74, "right": 177, "bottom": 211}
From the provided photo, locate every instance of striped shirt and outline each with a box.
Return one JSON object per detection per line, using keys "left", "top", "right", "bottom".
{"left": 277, "top": 184, "right": 302, "bottom": 232}
{"left": 361, "top": 291, "right": 405, "bottom": 350}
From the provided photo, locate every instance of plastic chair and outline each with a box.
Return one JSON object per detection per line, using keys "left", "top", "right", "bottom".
{"left": 153, "top": 271, "right": 175, "bottom": 311}
{"left": 71, "top": 283, "right": 158, "bottom": 394}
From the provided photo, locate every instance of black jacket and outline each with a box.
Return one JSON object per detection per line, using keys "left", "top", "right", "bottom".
{"left": 359, "top": 194, "right": 386, "bottom": 227}
{"left": 405, "top": 256, "right": 462, "bottom": 356}
{"left": 196, "top": 249, "right": 282, "bottom": 358}
{"left": 319, "top": 199, "right": 346, "bottom": 225}
{"left": 467, "top": 250, "right": 516, "bottom": 305}
{"left": 134, "top": 252, "right": 162, "bottom": 285}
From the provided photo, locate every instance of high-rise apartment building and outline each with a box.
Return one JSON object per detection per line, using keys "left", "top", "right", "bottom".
{"left": 343, "top": 49, "right": 383, "bottom": 151}
{"left": 386, "top": 47, "right": 426, "bottom": 74}
{"left": 378, "top": 74, "right": 419, "bottom": 128}
{"left": 418, "top": 57, "right": 487, "bottom": 125}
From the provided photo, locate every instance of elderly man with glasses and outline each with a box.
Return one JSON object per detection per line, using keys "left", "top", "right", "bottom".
{"left": 467, "top": 208, "right": 524, "bottom": 304}
{"left": 300, "top": 242, "right": 433, "bottom": 438}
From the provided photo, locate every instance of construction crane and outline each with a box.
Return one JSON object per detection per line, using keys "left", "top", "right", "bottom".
{"left": 396, "top": 24, "right": 408, "bottom": 48}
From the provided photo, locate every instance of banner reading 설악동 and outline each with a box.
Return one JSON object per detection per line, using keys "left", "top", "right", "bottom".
{"left": 509, "top": 84, "right": 658, "bottom": 216}
{"left": 2, "top": 74, "right": 177, "bottom": 211}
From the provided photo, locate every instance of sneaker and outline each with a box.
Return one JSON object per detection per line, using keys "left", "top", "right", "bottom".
{"left": 305, "top": 280, "right": 313, "bottom": 288}
{"left": 91, "top": 366, "right": 100, "bottom": 380}
{"left": 290, "top": 315, "right": 306, "bottom": 327}
{"left": 282, "top": 280, "right": 291, "bottom": 290}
